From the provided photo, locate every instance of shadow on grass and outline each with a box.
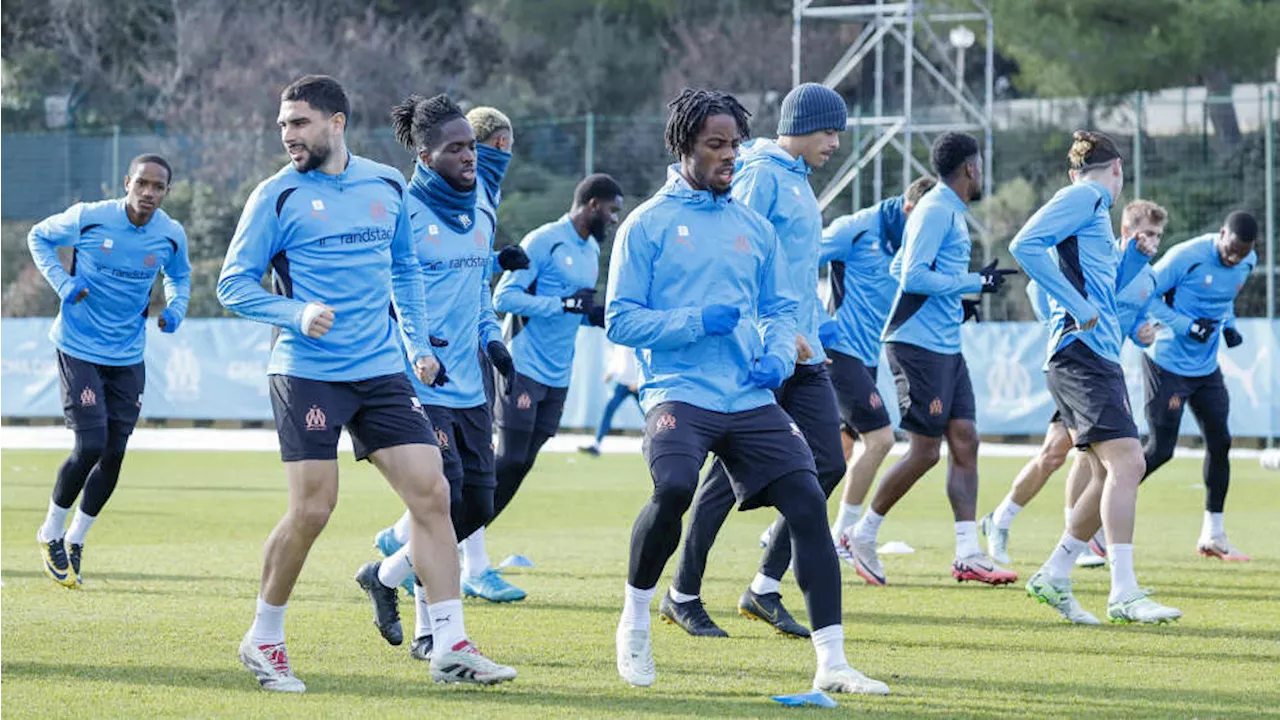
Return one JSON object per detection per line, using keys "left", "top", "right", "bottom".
{"left": 0, "top": 479, "right": 282, "bottom": 494}
{"left": 1, "top": 569, "right": 246, "bottom": 584}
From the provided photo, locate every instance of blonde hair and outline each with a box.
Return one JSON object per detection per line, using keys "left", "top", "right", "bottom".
{"left": 1067, "top": 130, "right": 1121, "bottom": 171}
{"left": 465, "top": 107, "right": 513, "bottom": 144}
{"left": 1122, "top": 199, "right": 1168, "bottom": 228}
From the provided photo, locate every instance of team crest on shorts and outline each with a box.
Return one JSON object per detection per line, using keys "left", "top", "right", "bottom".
{"left": 435, "top": 428, "right": 450, "bottom": 450}
{"left": 1168, "top": 394, "right": 1182, "bottom": 411}
{"left": 516, "top": 392, "right": 532, "bottom": 410}
{"left": 928, "top": 397, "right": 943, "bottom": 416}
{"left": 305, "top": 405, "right": 327, "bottom": 431}
{"left": 869, "top": 391, "right": 883, "bottom": 410}
{"left": 80, "top": 386, "right": 97, "bottom": 407}
{"left": 653, "top": 412, "right": 677, "bottom": 434}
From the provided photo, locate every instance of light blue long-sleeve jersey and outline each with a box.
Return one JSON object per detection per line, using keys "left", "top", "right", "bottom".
{"left": 403, "top": 196, "right": 502, "bottom": 408}
{"left": 28, "top": 199, "right": 191, "bottom": 366}
{"left": 605, "top": 166, "right": 798, "bottom": 414}
{"left": 1146, "top": 234, "right": 1255, "bottom": 376}
{"left": 820, "top": 198, "right": 905, "bottom": 365}
{"left": 1010, "top": 181, "right": 1148, "bottom": 366}
{"left": 882, "top": 184, "right": 982, "bottom": 354}
{"left": 493, "top": 215, "right": 599, "bottom": 388}
{"left": 1029, "top": 263, "right": 1157, "bottom": 346}
{"left": 732, "top": 138, "right": 827, "bottom": 364}
{"left": 217, "top": 155, "right": 433, "bottom": 381}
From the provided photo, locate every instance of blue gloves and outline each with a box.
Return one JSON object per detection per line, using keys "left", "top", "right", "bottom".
{"left": 60, "top": 276, "right": 90, "bottom": 304}
{"left": 158, "top": 306, "right": 182, "bottom": 334}
{"left": 818, "top": 320, "right": 840, "bottom": 349}
{"left": 701, "top": 304, "right": 740, "bottom": 336}
{"left": 748, "top": 354, "right": 788, "bottom": 389}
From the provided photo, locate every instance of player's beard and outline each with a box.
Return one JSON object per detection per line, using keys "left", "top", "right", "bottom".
{"left": 295, "top": 140, "right": 330, "bottom": 173}
{"left": 588, "top": 212, "right": 608, "bottom": 241}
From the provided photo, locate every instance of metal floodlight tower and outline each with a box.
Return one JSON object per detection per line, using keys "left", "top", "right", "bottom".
{"left": 792, "top": 0, "right": 995, "bottom": 237}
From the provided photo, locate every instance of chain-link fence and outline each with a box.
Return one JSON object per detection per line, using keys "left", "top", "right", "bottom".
{"left": 3, "top": 91, "right": 1276, "bottom": 321}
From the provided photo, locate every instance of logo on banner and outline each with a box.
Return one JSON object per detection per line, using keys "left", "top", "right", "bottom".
{"left": 305, "top": 405, "right": 327, "bottom": 431}
{"left": 80, "top": 386, "right": 97, "bottom": 407}
{"left": 984, "top": 334, "right": 1034, "bottom": 415}
{"left": 1218, "top": 341, "right": 1267, "bottom": 409}
{"left": 164, "top": 343, "right": 202, "bottom": 401}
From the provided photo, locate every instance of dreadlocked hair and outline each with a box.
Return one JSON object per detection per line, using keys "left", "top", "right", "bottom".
{"left": 663, "top": 88, "right": 751, "bottom": 158}
{"left": 390, "top": 93, "right": 466, "bottom": 152}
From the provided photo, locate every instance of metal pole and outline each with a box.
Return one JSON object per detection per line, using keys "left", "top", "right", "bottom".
{"left": 873, "top": 0, "right": 884, "bottom": 202}
{"left": 955, "top": 47, "right": 964, "bottom": 91}
{"left": 1133, "top": 93, "right": 1143, "bottom": 199}
{"left": 112, "top": 124, "right": 121, "bottom": 187}
{"left": 853, "top": 105, "right": 862, "bottom": 212}
{"left": 792, "top": 0, "right": 802, "bottom": 87}
{"left": 983, "top": 3, "right": 994, "bottom": 257}
{"left": 584, "top": 112, "right": 595, "bottom": 176}
{"left": 902, "top": 1, "right": 914, "bottom": 194}
{"left": 1266, "top": 89, "right": 1276, "bottom": 447}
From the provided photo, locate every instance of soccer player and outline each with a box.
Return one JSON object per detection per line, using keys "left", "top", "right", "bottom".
{"left": 456, "top": 172, "right": 623, "bottom": 602}
{"left": 579, "top": 342, "right": 642, "bottom": 456}
{"left": 821, "top": 176, "right": 937, "bottom": 554}
{"left": 217, "top": 75, "right": 515, "bottom": 690}
{"left": 980, "top": 200, "right": 1168, "bottom": 564}
{"left": 1015, "top": 130, "right": 1180, "bottom": 624}
{"left": 608, "top": 87, "right": 887, "bottom": 695}
{"left": 29, "top": 154, "right": 190, "bottom": 588}
{"left": 841, "top": 132, "right": 1018, "bottom": 587}
{"left": 352, "top": 94, "right": 515, "bottom": 662}
{"left": 661, "top": 83, "right": 850, "bottom": 639}
{"left": 1141, "top": 210, "right": 1257, "bottom": 560}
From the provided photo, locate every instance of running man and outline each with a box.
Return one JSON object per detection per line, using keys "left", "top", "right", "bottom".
{"left": 217, "top": 75, "right": 515, "bottom": 690}
{"left": 1014, "top": 130, "right": 1180, "bottom": 625}
{"left": 457, "top": 172, "right": 624, "bottom": 602}
{"left": 579, "top": 342, "right": 642, "bottom": 456}
{"left": 30, "top": 154, "right": 190, "bottom": 588}
{"left": 1141, "top": 210, "right": 1258, "bottom": 560}
{"left": 841, "top": 131, "right": 1018, "bottom": 587}
{"left": 608, "top": 87, "right": 887, "bottom": 696}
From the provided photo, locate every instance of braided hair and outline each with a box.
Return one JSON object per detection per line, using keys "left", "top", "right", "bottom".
{"left": 1067, "top": 130, "right": 1121, "bottom": 172}
{"left": 391, "top": 93, "right": 466, "bottom": 152}
{"left": 663, "top": 88, "right": 751, "bottom": 158}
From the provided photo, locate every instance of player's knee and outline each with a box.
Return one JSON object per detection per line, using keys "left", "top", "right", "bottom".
{"left": 295, "top": 499, "right": 336, "bottom": 534}
{"left": 863, "top": 426, "right": 895, "bottom": 456}
{"left": 1040, "top": 442, "right": 1069, "bottom": 474}
{"left": 75, "top": 425, "right": 108, "bottom": 458}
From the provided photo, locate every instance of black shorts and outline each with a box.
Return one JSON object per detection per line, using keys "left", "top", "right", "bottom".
{"left": 642, "top": 401, "right": 816, "bottom": 510}
{"left": 884, "top": 342, "right": 975, "bottom": 437}
{"left": 425, "top": 404, "right": 496, "bottom": 487}
{"left": 1050, "top": 410, "right": 1063, "bottom": 425}
{"left": 57, "top": 350, "right": 145, "bottom": 432}
{"left": 269, "top": 373, "right": 435, "bottom": 463}
{"left": 494, "top": 372, "right": 568, "bottom": 436}
{"left": 1046, "top": 341, "right": 1138, "bottom": 449}
{"left": 827, "top": 350, "right": 891, "bottom": 436}
{"left": 1142, "top": 355, "right": 1229, "bottom": 436}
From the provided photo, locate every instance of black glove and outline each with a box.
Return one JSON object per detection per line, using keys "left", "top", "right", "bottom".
{"left": 430, "top": 360, "right": 449, "bottom": 387}
{"left": 1222, "top": 326, "right": 1243, "bottom": 348}
{"left": 487, "top": 340, "right": 514, "bottom": 378}
{"left": 497, "top": 245, "right": 530, "bottom": 271}
{"left": 588, "top": 305, "right": 605, "bottom": 328}
{"left": 561, "top": 288, "right": 596, "bottom": 314}
{"left": 428, "top": 335, "right": 449, "bottom": 348}
{"left": 979, "top": 258, "right": 1018, "bottom": 294}
{"left": 1188, "top": 318, "right": 1218, "bottom": 343}
{"left": 962, "top": 298, "right": 981, "bottom": 323}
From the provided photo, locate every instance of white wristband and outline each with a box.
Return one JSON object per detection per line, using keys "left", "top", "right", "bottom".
{"left": 300, "top": 302, "right": 326, "bottom": 335}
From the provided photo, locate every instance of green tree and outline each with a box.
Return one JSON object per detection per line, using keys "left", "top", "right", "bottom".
{"left": 994, "top": 0, "right": 1280, "bottom": 143}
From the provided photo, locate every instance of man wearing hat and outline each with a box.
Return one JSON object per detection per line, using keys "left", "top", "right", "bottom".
{"left": 660, "top": 83, "right": 850, "bottom": 640}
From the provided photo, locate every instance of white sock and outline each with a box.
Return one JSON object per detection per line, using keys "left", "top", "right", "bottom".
{"left": 1108, "top": 543, "right": 1138, "bottom": 602}
{"left": 414, "top": 582, "right": 432, "bottom": 640}
{"left": 853, "top": 510, "right": 884, "bottom": 544}
{"left": 831, "top": 503, "right": 862, "bottom": 541}
{"left": 39, "top": 499, "right": 71, "bottom": 542}
{"left": 378, "top": 546, "right": 413, "bottom": 588}
{"left": 461, "top": 527, "right": 490, "bottom": 579}
{"left": 1041, "top": 532, "right": 1087, "bottom": 580}
{"left": 429, "top": 598, "right": 466, "bottom": 652}
{"left": 954, "top": 521, "right": 981, "bottom": 559}
{"left": 620, "top": 583, "right": 656, "bottom": 632}
{"left": 667, "top": 588, "right": 698, "bottom": 604}
{"left": 993, "top": 496, "right": 1023, "bottom": 530}
{"left": 64, "top": 509, "right": 97, "bottom": 545}
{"left": 392, "top": 510, "right": 412, "bottom": 544}
{"left": 749, "top": 573, "right": 782, "bottom": 596}
{"left": 248, "top": 596, "right": 286, "bottom": 645}
{"left": 810, "top": 624, "right": 849, "bottom": 670}
{"left": 1202, "top": 511, "right": 1224, "bottom": 540}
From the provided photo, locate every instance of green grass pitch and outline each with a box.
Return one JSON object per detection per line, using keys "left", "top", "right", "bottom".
{"left": 3, "top": 449, "right": 1278, "bottom": 718}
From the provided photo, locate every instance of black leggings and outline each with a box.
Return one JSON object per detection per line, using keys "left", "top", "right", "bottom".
{"left": 490, "top": 427, "right": 553, "bottom": 522}
{"left": 53, "top": 423, "right": 131, "bottom": 516}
